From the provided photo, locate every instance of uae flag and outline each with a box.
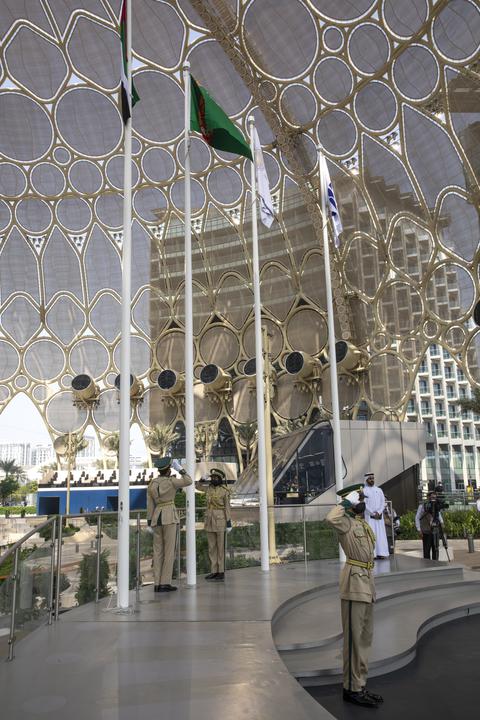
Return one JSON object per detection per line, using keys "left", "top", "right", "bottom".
{"left": 191, "top": 76, "right": 252, "bottom": 161}
{"left": 120, "top": 0, "right": 139, "bottom": 123}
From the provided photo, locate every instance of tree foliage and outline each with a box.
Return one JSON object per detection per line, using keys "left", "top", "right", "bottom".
{"left": 75, "top": 550, "right": 110, "bottom": 605}
{"left": 146, "top": 423, "right": 180, "bottom": 458}
{"left": 0, "top": 476, "right": 20, "bottom": 505}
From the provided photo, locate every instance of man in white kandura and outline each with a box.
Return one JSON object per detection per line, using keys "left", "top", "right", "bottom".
{"left": 363, "top": 472, "right": 389, "bottom": 559}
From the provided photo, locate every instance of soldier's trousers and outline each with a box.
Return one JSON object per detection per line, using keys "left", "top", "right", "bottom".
{"left": 207, "top": 530, "right": 225, "bottom": 573}
{"left": 153, "top": 523, "right": 177, "bottom": 585}
{"left": 341, "top": 599, "right": 374, "bottom": 692}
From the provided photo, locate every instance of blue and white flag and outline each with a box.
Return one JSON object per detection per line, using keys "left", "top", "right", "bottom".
{"left": 320, "top": 153, "right": 342, "bottom": 246}
{"left": 253, "top": 127, "right": 275, "bottom": 228}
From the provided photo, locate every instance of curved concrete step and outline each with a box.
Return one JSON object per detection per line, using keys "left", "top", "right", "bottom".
{"left": 272, "top": 565, "right": 464, "bottom": 652}
{"left": 277, "top": 580, "right": 480, "bottom": 686}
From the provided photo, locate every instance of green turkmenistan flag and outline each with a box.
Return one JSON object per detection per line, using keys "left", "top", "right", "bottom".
{"left": 190, "top": 76, "right": 252, "bottom": 161}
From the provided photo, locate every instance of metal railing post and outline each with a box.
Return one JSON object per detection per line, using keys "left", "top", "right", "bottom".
{"left": 7, "top": 546, "right": 20, "bottom": 661}
{"left": 302, "top": 504, "right": 307, "bottom": 569}
{"left": 135, "top": 512, "right": 141, "bottom": 601}
{"left": 48, "top": 517, "right": 57, "bottom": 625}
{"left": 176, "top": 520, "right": 181, "bottom": 580}
{"left": 95, "top": 514, "right": 102, "bottom": 603}
{"left": 55, "top": 516, "right": 64, "bottom": 621}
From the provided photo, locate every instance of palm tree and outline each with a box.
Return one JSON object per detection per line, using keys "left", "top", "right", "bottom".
{"left": 194, "top": 422, "right": 217, "bottom": 461}
{"left": 103, "top": 432, "right": 120, "bottom": 465}
{"left": 272, "top": 417, "right": 306, "bottom": 437}
{"left": 146, "top": 424, "right": 180, "bottom": 459}
{"left": 0, "top": 459, "right": 26, "bottom": 482}
{"left": 237, "top": 421, "right": 258, "bottom": 465}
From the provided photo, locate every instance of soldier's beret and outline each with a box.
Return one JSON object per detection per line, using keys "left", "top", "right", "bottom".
{"left": 337, "top": 482, "right": 364, "bottom": 497}
{"left": 210, "top": 467, "right": 226, "bottom": 479}
{"left": 154, "top": 456, "right": 172, "bottom": 472}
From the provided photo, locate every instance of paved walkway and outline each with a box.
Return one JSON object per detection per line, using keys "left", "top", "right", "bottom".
{"left": 0, "top": 556, "right": 438, "bottom": 720}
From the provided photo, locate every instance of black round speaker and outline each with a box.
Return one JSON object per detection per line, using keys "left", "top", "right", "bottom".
{"left": 285, "top": 351, "right": 304, "bottom": 375}
{"left": 72, "top": 374, "right": 91, "bottom": 391}
{"left": 200, "top": 364, "right": 219, "bottom": 384}
{"left": 335, "top": 341, "right": 348, "bottom": 363}
{"left": 244, "top": 358, "right": 256, "bottom": 376}
{"left": 114, "top": 373, "right": 134, "bottom": 390}
{"left": 474, "top": 300, "right": 480, "bottom": 326}
{"left": 158, "top": 369, "right": 177, "bottom": 390}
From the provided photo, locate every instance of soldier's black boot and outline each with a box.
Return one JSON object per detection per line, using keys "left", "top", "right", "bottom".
{"left": 362, "top": 687, "right": 384, "bottom": 703}
{"left": 158, "top": 584, "right": 177, "bottom": 592}
{"left": 205, "top": 573, "right": 218, "bottom": 580}
{"left": 154, "top": 585, "right": 161, "bottom": 592}
{"left": 343, "top": 689, "right": 379, "bottom": 707}
{"left": 215, "top": 572, "right": 225, "bottom": 581}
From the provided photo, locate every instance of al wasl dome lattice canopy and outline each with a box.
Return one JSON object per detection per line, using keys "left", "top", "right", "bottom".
{"left": 0, "top": 0, "right": 479, "bottom": 460}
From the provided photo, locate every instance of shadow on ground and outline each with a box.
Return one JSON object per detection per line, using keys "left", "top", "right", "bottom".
{"left": 307, "top": 614, "right": 479, "bottom": 719}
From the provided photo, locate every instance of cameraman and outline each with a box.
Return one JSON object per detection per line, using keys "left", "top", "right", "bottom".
{"left": 415, "top": 490, "right": 445, "bottom": 560}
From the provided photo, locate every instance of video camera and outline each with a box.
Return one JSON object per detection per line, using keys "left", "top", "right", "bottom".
{"left": 424, "top": 500, "right": 448, "bottom": 529}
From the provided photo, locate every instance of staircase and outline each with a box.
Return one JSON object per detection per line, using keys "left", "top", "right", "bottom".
{"left": 272, "top": 564, "right": 480, "bottom": 686}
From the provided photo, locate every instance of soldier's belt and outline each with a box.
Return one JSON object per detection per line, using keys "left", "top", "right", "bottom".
{"left": 156, "top": 501, "right": 174, "bottom": 509}
{"left": 346, "top": 558, "right": 374, "bottom": 570}
{"left": 207, "top": 503, "right": 224, "bottom": 510}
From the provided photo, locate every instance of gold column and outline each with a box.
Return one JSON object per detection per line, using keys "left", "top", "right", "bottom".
{"left": 263, "top": 326, "right": 281, "bottom": 564}
{"left": 66, "top": 431, "right": 72, "bottom": 516}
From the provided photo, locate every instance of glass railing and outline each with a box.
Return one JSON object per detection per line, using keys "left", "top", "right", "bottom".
{"left": 1, "top": 502, "right": 344, "bottom": 659}
{"left": 0, "top": 511, "right": 148, "bottom": 661}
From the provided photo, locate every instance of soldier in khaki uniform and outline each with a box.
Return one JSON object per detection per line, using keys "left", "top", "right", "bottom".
{"left": 326, "top": 483, "right": 384, "bottom": 708}
{"left": 197, "top": 468, "right": 232, "bottom": 581}
{"left": 147, "top": 457, "right": 192, "bottom": 593}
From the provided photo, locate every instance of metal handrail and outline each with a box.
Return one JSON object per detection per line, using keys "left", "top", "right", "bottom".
{"left": 1, "top": 502, "right": 347, "bottom": 662}
{"left": 0, "top": 516, "right": 56, "bottom": 567}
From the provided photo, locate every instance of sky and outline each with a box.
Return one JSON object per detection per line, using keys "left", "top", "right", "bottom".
{"left": 0, "top": 392, "right": 147, "bottom": 458}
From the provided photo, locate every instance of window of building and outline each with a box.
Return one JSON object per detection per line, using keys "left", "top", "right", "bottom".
{"left": 429, "top": 344, "right": 439, "bottom": 356}
{"left": 419, "top": 379, "right": 428, "bottom": 393}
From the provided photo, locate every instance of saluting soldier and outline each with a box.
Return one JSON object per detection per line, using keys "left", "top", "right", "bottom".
{"left": 147, "top": 457, "right": 192, "bottom": 593}
{"left": 197, "top": 468, "right": 232, "bottom": 581}
{"left": 326, "top": 483, "right": 384, "bottom": 708}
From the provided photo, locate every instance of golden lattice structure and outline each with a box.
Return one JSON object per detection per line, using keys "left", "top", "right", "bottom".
{"left": 0, "top": 1, "right": 479, "bottom": 467}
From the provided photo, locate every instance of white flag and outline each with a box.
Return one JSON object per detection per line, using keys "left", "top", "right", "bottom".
{"left": 253, "top": 127, "right": 275, "bottom": 228}
{"left": 320, "top": 153, "right": 342, "bottom": 246}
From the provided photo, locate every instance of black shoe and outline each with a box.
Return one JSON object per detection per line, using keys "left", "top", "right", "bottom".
{"left": 215, "top": 572, "right": 225, "bottom": 581}
{"left": 154, "top": 585, "right": 161, "bottom": 592}
{"left": 205, "top": 573, "right": 218, "bottom": 580}
{"left": 158, "top": 584, "right": 177, "bottom": 592}
{"left": 343, "top": 689, "right": 379, "bottom": 707}
{"left": 363, "top": 687, "right": 384, "bottom": 703}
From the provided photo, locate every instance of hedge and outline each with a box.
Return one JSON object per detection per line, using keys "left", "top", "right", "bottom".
{"left": 399, "top": 509, "right": 480, "bottom": 540}
{"left": 0, "top": 506, "right": 36, "bottom": 516}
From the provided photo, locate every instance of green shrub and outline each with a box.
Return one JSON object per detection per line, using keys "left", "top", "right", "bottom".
{"left": 0, "top": 506, "right": 36, "bottom": 515}
{"left": 75, "top": 549, "right": 110, "bottom": 605}
{"left": 398, "top": 509, "right": 480, "bottom": 539}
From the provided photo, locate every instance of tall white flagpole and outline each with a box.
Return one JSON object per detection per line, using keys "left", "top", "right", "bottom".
{"left": 249, "top": 116, "right": 270, "bottom": 572}
{"left": 183, "top": 61, "right": 196, "bottom": 586}
{"left": 117, "top": 0, "right": 133, "bottom": 609}
{"left": 318, "top": 147, "right": 344, "bottom": 504}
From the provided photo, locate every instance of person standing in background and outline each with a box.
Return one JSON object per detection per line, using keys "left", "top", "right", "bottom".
{"left": 363, "top": 472, "right": 390, "bottom": 559}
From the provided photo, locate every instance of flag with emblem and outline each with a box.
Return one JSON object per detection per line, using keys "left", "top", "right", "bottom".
{"left": 119, "top": 0, "right": 139, "bottom": 123}
{"left": 190, "top": 76, "right": 252, "bottom": 161}
{"left": 320, "top": 153, "right": 342, "bottom": 246}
